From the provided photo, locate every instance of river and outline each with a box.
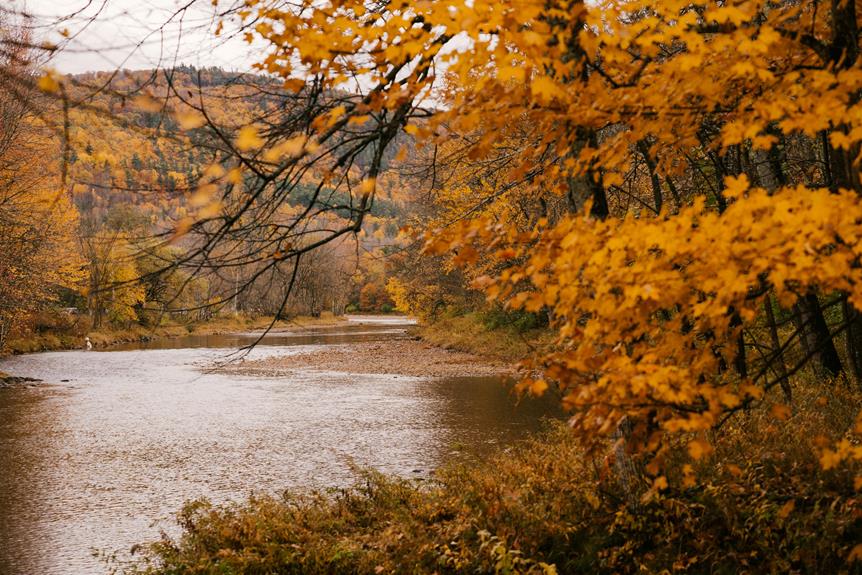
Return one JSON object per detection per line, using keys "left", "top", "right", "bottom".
{"left": 0, "top": 316, "right": 558, "bottom": 574}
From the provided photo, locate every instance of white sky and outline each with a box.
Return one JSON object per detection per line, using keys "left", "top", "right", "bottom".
{"left": 8, "top": 0, "right": 259, "bottom": 74}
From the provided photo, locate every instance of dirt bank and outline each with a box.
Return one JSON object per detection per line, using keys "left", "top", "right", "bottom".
{"left": 223, "top": 338, "right": 514, "bottom": 378}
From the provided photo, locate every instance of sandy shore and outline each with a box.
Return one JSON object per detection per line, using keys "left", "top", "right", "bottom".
{"left": 223, "top": 338, "right": 513, "bottom": 378}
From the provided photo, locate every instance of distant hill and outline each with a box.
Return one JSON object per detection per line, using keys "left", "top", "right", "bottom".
{"left": 64, "top": 66, "right": 414, "bottom": 241}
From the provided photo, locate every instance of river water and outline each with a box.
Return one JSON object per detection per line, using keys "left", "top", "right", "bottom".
{"left": 0, "top": 317, "right": 558, "bottom": 574}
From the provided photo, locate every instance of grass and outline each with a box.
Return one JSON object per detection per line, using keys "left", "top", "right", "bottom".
{"left": 416, "top": 311, "right": 554, "bottom": 361}
{"left": 2, "top": 311, "right": 348, "bottom": 355}
{"left": 125, "top": 381, "right": 862, "bottom": 575}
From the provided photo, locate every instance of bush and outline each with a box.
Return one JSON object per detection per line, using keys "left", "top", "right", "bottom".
{"left": 480, "top": 307, "right": 546, "bottom": 333}
{"left": 32, "top": 309, "right": 82, "bottom": 334}
{"left": 127, "top": 385, "right": 862, "bottom": 575}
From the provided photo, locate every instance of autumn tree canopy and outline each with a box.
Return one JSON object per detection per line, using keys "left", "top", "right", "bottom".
{"left": 164, "top": 0, "right": 862, "bottom": 480}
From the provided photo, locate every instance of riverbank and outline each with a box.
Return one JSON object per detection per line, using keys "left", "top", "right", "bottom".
{"left": 219, "top": 312, "right": 546, "bottom": 378}
{"left": 3, "top": 312, "right": 525, "bottom": 379}
{"left": 412, "top": 312, "right": 554, "bottom": 361}
{"left": 2, "top": 313, "right": 350, "bottom": 355}
{"left": 222, "top": 337, "right": 513, "bottom": 378}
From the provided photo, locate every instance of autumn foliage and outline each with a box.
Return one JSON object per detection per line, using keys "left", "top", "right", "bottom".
{"left": 205, "top": 0, "right": 862, "bottom": 490}
{"left": 8, "top": 0, "right": 862, "bottom": 569}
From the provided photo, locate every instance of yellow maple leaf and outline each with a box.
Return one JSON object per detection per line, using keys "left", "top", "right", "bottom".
{"left": 770, "top": 403, "right": 792, "bottom": 421}
{"left": 529, "top": 379, "right": 548, "bottom": 396}
{"left": 820, "top": 449, "right": 842, "bottom": 470}
{"left": 723, "top": 174, "right": 750, "bottom": 199}
{"left": 359, "top": 177, "right": 376, "bottom": 195}
{"left": 705, "top": 5, "right": 751, "bottom": 25}
{"left": 777, "top": 499, "right": 795, "bottom": 520}
{"left": 225, "top": 168, "right": 243, "bottom": 185}
{"left": 171, "top": 217, "right": 194, "bottom": 242}
{"left": 531, "top": 76, "right": 564, "bottom": 104}
{"left": 191, "top": 183, "right": 218, "bottom": 207}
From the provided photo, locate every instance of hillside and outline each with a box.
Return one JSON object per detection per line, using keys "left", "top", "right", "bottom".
{"left": 66, "top": 66, "right": 412, "bottom": 236}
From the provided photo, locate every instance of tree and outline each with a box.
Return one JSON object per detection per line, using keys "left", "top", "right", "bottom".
{"left": 0, "top": 19, "right": 81, "bottom": 349}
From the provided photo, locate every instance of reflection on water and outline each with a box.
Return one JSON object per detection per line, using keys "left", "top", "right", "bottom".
{"left": 0, "top": 316, "right": 559, "bottom": 575}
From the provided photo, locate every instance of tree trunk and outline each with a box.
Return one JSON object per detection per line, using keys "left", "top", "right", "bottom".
{"left": 612, "top": 417, "right": 643, "bottom": 506}
{"left": 843, "top": 299, "right": 862, "bottom": 385}
{"left": 764, "top": 297, "right": 792, "bottom": 402}
{"left": 636, "top": 139, "right": 663, "bottom": 213}
{"left": 800, "top": 292, "right": 843, "bottom": 379}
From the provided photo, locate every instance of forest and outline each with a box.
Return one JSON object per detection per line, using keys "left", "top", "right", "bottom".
{"left": 0, "top": 63, "right": 408, "bottom": 352}
{"left": 2, "top": 0, "right": 862, "bottom": 573}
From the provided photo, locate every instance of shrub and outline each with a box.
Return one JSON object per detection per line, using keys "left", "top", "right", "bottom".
{"left": 480, "top": 307, "right": 545, "bottom": 333}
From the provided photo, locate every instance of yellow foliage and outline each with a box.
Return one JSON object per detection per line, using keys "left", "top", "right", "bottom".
{"left": 199, "top": 0, "right": 862, "bottom": 481}
{"left": 236, "top": 125, "right": 264, "bottom": 151}
{"left": 429, "top": 181, "right": 862, "bottom": 465}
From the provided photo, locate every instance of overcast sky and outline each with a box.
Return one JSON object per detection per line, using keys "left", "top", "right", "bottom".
{"left": 9, "top": 0, "right": 258, "bottom": 74}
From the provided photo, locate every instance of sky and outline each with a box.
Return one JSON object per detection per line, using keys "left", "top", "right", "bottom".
{"left": 8, "top": 0, "right": 259, "bottom": 74}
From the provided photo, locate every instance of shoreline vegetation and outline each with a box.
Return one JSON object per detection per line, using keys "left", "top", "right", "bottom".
{"left": 414, "top": 312, "right": 554, "bottom": 361}
{"left": 0, "top": 311, "right": 352, "bottom": 356}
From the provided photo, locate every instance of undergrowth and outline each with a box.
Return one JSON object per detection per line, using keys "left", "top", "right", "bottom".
{"left": 417, "top": 310, "right": 552, "bottom": 361}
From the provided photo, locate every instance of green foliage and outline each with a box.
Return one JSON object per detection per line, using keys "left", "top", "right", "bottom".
{"left": 127, "top": 387, "right": 862, "bottom": 574}
{"left": 418, "top": 312, "right": 551, "bottom": 361}
{"left": 480, "top": 307, "right": 546, "bottom": 333}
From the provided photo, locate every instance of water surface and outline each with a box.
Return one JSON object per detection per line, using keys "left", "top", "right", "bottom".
{"left": 0, "top": 316, "right": 558, "bottom": 574}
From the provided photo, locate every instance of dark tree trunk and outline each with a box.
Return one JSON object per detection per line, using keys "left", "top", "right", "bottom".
{"left": 843, "top": 299, "right": 862, "bottom": 385}
{"left": 636, "top": 139, "right": 663, "bottom": 213}
{"left": 800, "top": 292, "right": 844, "bottom": 379}
{"left": 764, "top": 297, "right": 792, "bottom": 402}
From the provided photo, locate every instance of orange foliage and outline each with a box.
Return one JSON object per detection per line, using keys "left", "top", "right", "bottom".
{"left": 228, "top": 0, "right": 862, "bottom": 476}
